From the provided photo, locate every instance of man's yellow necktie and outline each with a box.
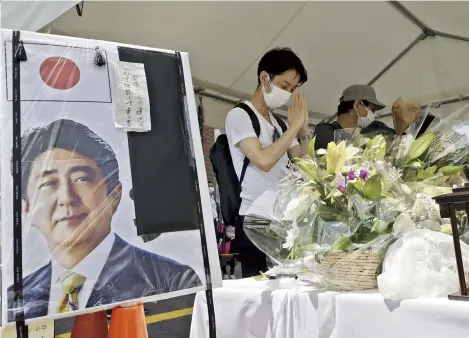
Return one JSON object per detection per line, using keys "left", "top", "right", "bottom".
{"left": 56, "top": 270, "right": 86, "bottom": 313}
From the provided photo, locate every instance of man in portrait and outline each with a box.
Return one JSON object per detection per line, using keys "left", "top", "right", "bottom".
{"left": 7, "top": 119, "right": 202, "bottom": 321}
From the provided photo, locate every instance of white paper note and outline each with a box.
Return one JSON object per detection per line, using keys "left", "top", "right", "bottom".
{"left": 2, "top": 319, "right": 54, "bottom": 338}
{"left": 113, "top": 61, "right": 151, "bottom": 132}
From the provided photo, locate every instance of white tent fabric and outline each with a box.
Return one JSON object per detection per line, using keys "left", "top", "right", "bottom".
{"left": 0, "top": 1, "right": 78, "bottom": 32}
{"left": 3, "top": 1, "right": 469, "bottom": 128}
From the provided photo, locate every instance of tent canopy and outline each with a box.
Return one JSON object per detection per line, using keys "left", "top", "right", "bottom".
{"left": 0, "top": 1, "right": 78, "bottom": 33}
{"left": 4, "top": 1, "right": 469, "bottom": 127}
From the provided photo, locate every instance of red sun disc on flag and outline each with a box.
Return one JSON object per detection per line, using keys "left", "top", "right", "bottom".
{"left": 40, "top": 57, "right": 80, "bottom": 90}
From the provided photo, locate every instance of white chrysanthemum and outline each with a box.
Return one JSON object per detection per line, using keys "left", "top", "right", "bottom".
{"left": 283, "top": 194, "right": 314, "bottom": 221}
{"left": 283, "top": 224, "right": 301, "bottom": 250}
{"left": 410, "top": 193, "right": 440, "bottom": 222}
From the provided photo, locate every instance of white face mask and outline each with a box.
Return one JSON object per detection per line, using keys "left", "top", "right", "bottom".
{"left": 261, "top": 76, "right": 291, "bottom": 109}
{"left": 357, "top": 101, "right": 376, "bottom": 128}
{"left": 209, "top": 187, "right": 215, "bottom": 194}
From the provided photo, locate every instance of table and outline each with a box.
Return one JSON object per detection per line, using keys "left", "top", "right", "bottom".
{"left": 333, "top": 292, "right": 469, "bottom": 338}
{"left": 190, "top": 278, "right": 337, "bottom": 338}
{"left": 190, "top": 279, "right": 469, "bottom": 338}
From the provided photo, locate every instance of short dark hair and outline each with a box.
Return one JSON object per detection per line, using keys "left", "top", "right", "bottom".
{"left": 337, "top": 100, "right": 370, "bottom": 116}
{"left": 14, "top": 119, "right": 119, "bottom": 198}
{"left": 257, "top": 47, "right": 308, "bottom": 86}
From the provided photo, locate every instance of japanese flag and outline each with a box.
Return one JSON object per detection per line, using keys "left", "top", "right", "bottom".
{"left": 5, "top": 42, "right": 112, "bottom": 103}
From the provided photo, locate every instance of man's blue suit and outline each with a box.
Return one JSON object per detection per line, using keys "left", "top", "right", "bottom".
{"left": 7, "top": 235, "right": 203, "bottom": 322}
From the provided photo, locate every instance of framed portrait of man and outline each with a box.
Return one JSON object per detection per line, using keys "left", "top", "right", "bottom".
{"left": 1, "top": 29, "right": 221, "bottom": 325}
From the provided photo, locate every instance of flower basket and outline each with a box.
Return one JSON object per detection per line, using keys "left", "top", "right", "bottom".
{"left": 317, "top": 248, "right": 385, "bottom": 291}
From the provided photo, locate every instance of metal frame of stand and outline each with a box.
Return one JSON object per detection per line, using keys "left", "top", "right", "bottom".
{"left": 434, "top": 183, "right": 469, "bottom": 301}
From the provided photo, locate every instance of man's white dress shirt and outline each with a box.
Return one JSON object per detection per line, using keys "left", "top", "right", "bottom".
{"left": 47, "top": 232, "right": 115, "bottom": 315}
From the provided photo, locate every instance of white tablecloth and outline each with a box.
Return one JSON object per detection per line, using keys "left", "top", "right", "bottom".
{"left": 333, "top": 292, "right": 469, "bottom": 338}
{"left": 190, "top": 278, "right": 337, "bottom": 338}
{"left": 190, "top": 279, "right": 469, "bottom": 338}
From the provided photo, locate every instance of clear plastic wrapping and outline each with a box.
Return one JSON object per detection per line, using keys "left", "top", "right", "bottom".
{"left": 391, "top": 104, "right": 469, "bottom": 195}
{"left": 0, "top": 30, "right": 221, "bottom": 326}
{"left": 244, "top": 115, "right": 469, "bottom": 290}
{"left": 378, "top": 229, "right": 469, "bottom": 300}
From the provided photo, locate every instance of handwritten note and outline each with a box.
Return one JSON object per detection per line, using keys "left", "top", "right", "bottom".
{"left": 113, "top": 61, "right": 151, "bottom": 132}
{"left": 2, "top": 319, "right": 54, "bottom": 338}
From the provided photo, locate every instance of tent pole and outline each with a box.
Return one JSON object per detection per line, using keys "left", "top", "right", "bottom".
{"left": 434, "top": 31, "right": 469, "bottom": 43}
{"left": 368, "top": 32, "right": 426, "bottom": 86}
{"left": 193, "top": 87, "right": 317, "bottom": 127}
{"left": 194, "top": 87, "right": 239, "bottom": 105}
{"left": 388, "top": 1, "right": 428, "bottom": 31}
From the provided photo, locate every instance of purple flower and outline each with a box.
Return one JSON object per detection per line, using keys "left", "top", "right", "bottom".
{"left": 360, "top": 169, "right": 369, "bottom": 181}
{"left": 347, "top": 171, "right": 356, "bottom": 181}
{"left": 336, "top": 174, "right": 346, "bottom": 193}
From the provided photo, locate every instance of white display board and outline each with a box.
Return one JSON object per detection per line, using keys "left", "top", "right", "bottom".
{"left": 0, "top": 29, "right": 221, "bottom": 326}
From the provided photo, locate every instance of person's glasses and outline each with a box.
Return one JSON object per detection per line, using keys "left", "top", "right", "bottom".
{"left": 273, "top": 127, "right": 280, "bottom": 142}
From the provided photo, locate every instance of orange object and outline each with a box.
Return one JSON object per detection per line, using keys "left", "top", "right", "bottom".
{"left": 71, "top": 311, "right": 108, "bottom": 338}
{"left": 108, "top": 304, "right": 148, "bottom": 338}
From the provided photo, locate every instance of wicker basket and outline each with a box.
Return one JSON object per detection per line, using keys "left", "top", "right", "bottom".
{"left": 318, "top": 249, "right": 384, "bottom": 291}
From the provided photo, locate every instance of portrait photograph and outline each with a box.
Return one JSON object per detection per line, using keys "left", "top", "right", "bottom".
{"left": 1, "top": 30, "right": 220, "bottom": 326}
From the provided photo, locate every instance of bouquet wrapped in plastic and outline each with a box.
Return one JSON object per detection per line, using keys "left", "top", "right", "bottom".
{"left": 390, "top": 104, "right": 469, "bottom": 195}
{"left": 245, "top": 133, "right": 443, "bottom": 290}
{"left": 244, "top": 103, "right": 469, "bottom": 291}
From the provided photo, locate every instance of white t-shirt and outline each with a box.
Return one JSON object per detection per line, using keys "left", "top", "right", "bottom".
{"left": 225, "top": 101, "right": 299, "bottom": 215}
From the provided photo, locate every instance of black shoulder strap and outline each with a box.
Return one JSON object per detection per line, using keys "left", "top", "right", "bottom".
{"left": 235, "top": 102, "right": 261, "bottom": 137}
{"left": 234, "top": 102, "right": 260, "bottom": 187}
{"left": 272, "top": 114, "right": 288, "bottom": 133}
{"left": 330, "top": 121, "right": 341, "bottom": 129}
{"left": 239, "top": 156, "right": 250, "bottom": 188}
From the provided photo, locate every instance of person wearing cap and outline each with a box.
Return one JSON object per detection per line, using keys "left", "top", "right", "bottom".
{"left": 7, "top": 118, "right": 202, "bottom": 322}
{"left": 314, "top": 84, "right": 392, "bottom": 151}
